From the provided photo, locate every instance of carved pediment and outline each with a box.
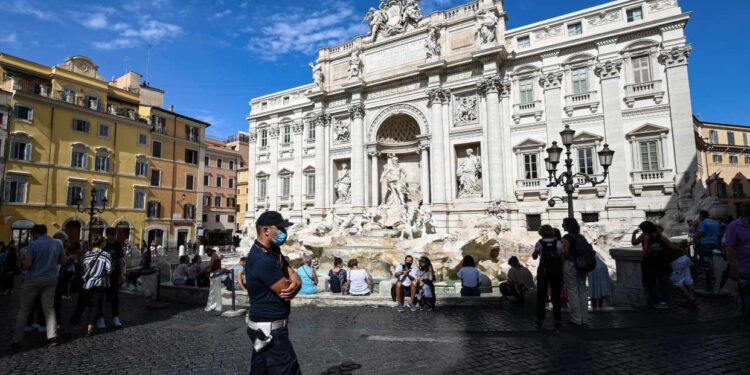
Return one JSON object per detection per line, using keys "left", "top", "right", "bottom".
{"left": 572, "top": 131, "right": 604, "bottom": 144}
{"left": 626, "top": 123, "right": 670, "bottom": 137}
{"left": 513, "top": 138, "right": 546, "bottom": 151}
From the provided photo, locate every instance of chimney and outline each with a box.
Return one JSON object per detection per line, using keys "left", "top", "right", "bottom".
{"left": 169, "top": 104, "right": 174, "bottom": 111}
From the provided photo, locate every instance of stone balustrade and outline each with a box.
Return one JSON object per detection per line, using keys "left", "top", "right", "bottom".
{"left": 563, "top": 90, "right": 600, "bottom": 116}
{"left": 630, "top": 168, "right": 675, "bottom": 195}
{"left": 624, "top": 79, "right": 664, "bottom": 107}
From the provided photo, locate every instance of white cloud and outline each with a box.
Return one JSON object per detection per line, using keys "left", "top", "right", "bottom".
{"left": 82, "top": 14, "right": 108, "bottom": 29}
{"left": 246, "top": 2, "right": 368, "bottom": 61}
{"left": 92, "top": 18, "right": 182, "bottom": 50}
{"left": 0, "top": 33, "right": 19, "bottom": 44}
{"left": 92, "top": 38, "right": 140, "bottom": 50}
{"left": 7, "top": 0, "right": 54, "bottom": 21}
{"left": 212, "top": 9, "right": 232, "bottom": 20}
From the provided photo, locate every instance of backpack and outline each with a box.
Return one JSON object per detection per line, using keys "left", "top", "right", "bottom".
{"left": 539, "top": 240, "right": 563, "bottom": 279}
{"left": 329, "top": 269, "right": 344, "bottom": 293}
{"left": 570, "top": 234, "right": 596, "bottom": 274}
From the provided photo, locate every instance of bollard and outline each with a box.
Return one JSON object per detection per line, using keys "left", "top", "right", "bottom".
{"left": 221, "top": 267, "right": 246, "bottom": 317}
{"left": 230, "top": 269, "right": 236, "bottom": 311}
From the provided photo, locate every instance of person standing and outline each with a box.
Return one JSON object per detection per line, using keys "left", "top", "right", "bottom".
{"left": 69, "top": 235, "right": 112, "bottom": 337}
{"left": 101, "top": 228, "right": 125, "bottom": 329}
{"left": 532, "top": 225, "right": 564, "bottom": 328}
{"left": 11, "top": 225, "right": 65, "bottom": 350}
{"left": 695, "top": 210, "right": 720, "bottom": 291}
{"left": 245, "top": 210, "right": 301, "bottom": 374}
{"left": 562, "top": 218, "right": 590, "bottom": 326}
{"left": 204, "top": 248, "right": 224, "bottom": 312}
{"left": 0, "top": 241, "right": 19, "bottom": 294}
{"left": 725, "top": 202, "right": 750, "bottom": 336}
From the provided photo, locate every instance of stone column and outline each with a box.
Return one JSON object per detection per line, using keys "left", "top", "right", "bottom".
{"left": 595, "top": 59, "right": 631, "bottom": 200}
{"left": 368, "top": 150, "right": 380, "bottom": 207}
{"left": 419, "top": 141, "right": 430, "bottom": 204}
{"left": 427, "top": 88, "right": 450, "bottom": 205}
{"left": 292, "top": 120, "right": 304, "bottom": 217}
{"left": 477, "top": 77, "right": 504, "bottom": 201}
{"left": 313, "top": 113, "right": 328, "bottom": 210}
{"left": 658, "top": 45, "right": 695, "bottom": 197}
{"left": 349, "top": 105, "right": 366, "bottom": 211}
{"left": 268, "top": 125, "right": 280, "bottom": 210}
{"left": 499, "top": 80, "right": 515, "bottom": 200}
{"left": 246, "top": 130, "right": 258, "bottom": 224}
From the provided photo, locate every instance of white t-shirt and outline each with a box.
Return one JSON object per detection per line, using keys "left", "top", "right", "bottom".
{"left": 394, "top": 264, "right": 418, "bottom": 287}
{"left": 349, "top": 269, "right": 370, "bottom": 295}
{"left": 458, "top": 266, "right": 481, "bottom": 288}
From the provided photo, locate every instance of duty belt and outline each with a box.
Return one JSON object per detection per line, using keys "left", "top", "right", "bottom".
{"left": 246, "top": 317, "right": 288, "bottom": 332}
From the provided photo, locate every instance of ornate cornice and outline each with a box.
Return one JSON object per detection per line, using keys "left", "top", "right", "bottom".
{"left": 477, "top": 76, "right": 510, "bottom": 97}
{"left": 659, "top": 21, "right": 687, "bottom": 33}
{"left": 348, "top": 104, "right": 365, "bottom": 120}
{"left": 539, "top": 71, "right": 564, "bottom": 90}
{"left": 292, "top": 121, "right": 304, "bottom": 134}
{"left": 313, "top": 113, "right": 330, "bottom": 127}
{"left": 658, "top": 45, "right": 691, "bottom": 68}
{"left": 595, "top": 37, "right": 618, "bottom": 47}
{"left": 594, "top": 59, "right": 623, "bottom": 79}
{"left": 269, "top": 126, "right": 280, "bottom": 138}
{"left": 426, "top": 88, "right": 451, "bottom": 105}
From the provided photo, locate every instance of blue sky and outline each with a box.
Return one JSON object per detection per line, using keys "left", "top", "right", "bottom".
{"left": 1, "top": 0, "right": 748, "bottom": 138}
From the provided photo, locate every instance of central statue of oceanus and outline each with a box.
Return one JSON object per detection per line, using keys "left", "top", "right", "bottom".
{"left": 364, "top": 0, "right": 422, "bottom": 42}
{"left": 379, "top": 154, "right": 407, "bottom": 207}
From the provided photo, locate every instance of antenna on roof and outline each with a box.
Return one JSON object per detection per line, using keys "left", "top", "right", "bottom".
{"left": 146, "top": 44, "right": 151, "bottom": 82}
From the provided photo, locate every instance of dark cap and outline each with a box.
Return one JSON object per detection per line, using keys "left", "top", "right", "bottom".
{"left": 256, "top": 211, "right": 293, "bottom": 228}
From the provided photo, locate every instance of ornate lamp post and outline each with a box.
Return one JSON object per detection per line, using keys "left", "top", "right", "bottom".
{"left": 545, "top": 124, "right": 615, "bottom": 219}
{"left": 75, "top": 187, "right": 108, "bottom": 245}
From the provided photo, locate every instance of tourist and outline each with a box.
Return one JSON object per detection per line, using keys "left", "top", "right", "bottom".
{"left": 232, "top": 257, "right": 247, "bottom": 291}
{"left": 328, "top": 257, "right": 348, "bottom": 294}
{"left": 416, "top": 256, "right": 436, "bottom": 310}
{"left": 51, "top": 231, "right": 71, "bottom": 328}
{"left": 187, "top": 255, "right": 202, "bottom": 287}
{"left": 499, "top": 256, "right": 534, "bottom": 301}
{"left": 724, "top": 202, "right": 750, "bottom": 336}
{"left": 141, "top": 242, "right": 153, "bottom": 270}
{"left": 204, "top": 248, "right": 224, "bottom": 312}
{"left": 695, "top": 210, "right": 721, "bottom": 290}
{"left": 11, "top": 225, "right": 65, "bottom": 350}
{"left": 149, "top": 240, "right": 157, "bottom": 258}
{"left": 296, "top": 256, "right": 320, "bottom": 295}
{"left": 102, "top": 228, "right": 125, "bottom": 329}
{"left": 668, "top": 242, "right": 698, "bottom": 308}
{"left": 69, "top": 234, "right": 112, "bottom": 337}
{"left": 533, "top": 225, "right": 564, "bottom": 328}
{"left": 0, "top": 240, "right": 19, "bottom": 294}
{"left": 458, "top": 255, "right": 481, "bottom": 297}
{"left": 245, "top": 210, "right": 302, "bottom": 374}
{"left": 394, "top": 255, "right": 418, "bottom": 312}
{"left": 173, "top": 256, "right": 190, "bottom": 286}
{"left": 562, "top": 218, "right": 590, "bottom": 326}
{"left": 587, "top": 252, "right": 612, "bottom": 309}
{"left": 347, "top": 258, "right": 372, "bottom": 296}
{"left": 633, "top": 221, "right": 672, "bottom": 309}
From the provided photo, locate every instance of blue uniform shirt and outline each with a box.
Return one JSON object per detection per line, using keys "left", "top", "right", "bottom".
{"left": 698, "top": 218, "right": 720, "bottom": 245}
{"left": 245, "top": 241, "right": 290, "bottom": 321}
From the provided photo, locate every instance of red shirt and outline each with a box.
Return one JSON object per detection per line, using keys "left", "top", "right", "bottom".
{"left": 210, "top": 256, "right": 221, "bottom": 272}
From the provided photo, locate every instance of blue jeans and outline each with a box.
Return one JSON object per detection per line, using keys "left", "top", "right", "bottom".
{"left": 248, "top": 326, "right": 301, "bottom": 375}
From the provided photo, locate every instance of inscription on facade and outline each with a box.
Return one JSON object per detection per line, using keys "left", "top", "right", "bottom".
{"left": 333, "top": 62, "right": 349, "bottom": 81}
{"left": 367, "top": 81, "right": 424, "bottom": 99}
{"left": 450, "top": 28, "right": 475, "bottom": 51}
{"left": 366, "top": 39, "right": 424, "bottom": 73}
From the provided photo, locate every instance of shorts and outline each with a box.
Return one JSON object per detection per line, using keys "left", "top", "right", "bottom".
{"left": 670, "top": 255, "right": 693, "bottom": 286}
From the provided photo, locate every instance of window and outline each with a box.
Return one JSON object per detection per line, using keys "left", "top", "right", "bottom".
{"left": 227, "top": 197, "right": 235, "bottom": 207}
{"left": 526, "top": 214, "right": 541, "bottom": 232}
{"left": 582, "top": 213, "right": 599, "bottom": 223}
{"left": 185, "top": 149, "right": 198, "bottom": 165}
{"left": 577, "top": 147, "right": 595, "bottom": 175}
{"left": 627, "top": 7, "right": 643, "bottom": 22}
{"left": 150, "top": 169, "right": 161, "bottom": 187}
{"left": 186, "top": 126, "right": 198, "bottom": 141}
{"left": 153, "top": 116, "right": 167, "bottom": 134}
{"left": 709, "top": 130, "right": 719, "bottom": 144}
{"left": 260, "top": 130, "right": 268, "bottom": 147}
{"left": 728, "top": 132, "right": 736, "bottom": 146}
{"left": 72, "top": 119, "right": 90, "bottom": 133}
{"left": 745, "top": 156, "right": 750, "bottom": 164}
{"left": 67, "top": 185, "right": 84, "bottom": 206}
{"left": 14, "top": 105, "right": 33, "bottom": 121}
{"left": 306, "top": 174, "right": 315, "bottom": 197}
{"left": 203, "top": 196, "right": 210, "bottom": 206}
{"left": 283, "top": 96, "right": 289, "bottom": 105}
{"left": 229, "top": 160, "right": 234, "bottom": 170}
{"left": 135, "top": 159, "right": 148, "bottom": 177}
{"left": 217, "top": 159, "right": 223, "bottom": 168}
{"left": 229, "top": 178, "right": 234, "bottom": 188}
{"left": 98, "top": 124, "right": 110, "bottom": 138}
{"left": 10, "top": 139, "right": 31, "bottom": 161}
{"left": 523, "top": 153, "right": 538, "bottom": 179}
{"left": 571, "top": 67, "right": 588, "bottom": 94}
{"left": 217, "top": 176, "right": 223, "bottom": 187}
{"left": 152, "top": 141, "right": 162, "bottom": 158}
{"left": 215, "top": 215, "right": 221, "bottom": 223}
{"left": 730, "top": 155, "right": 739, "bottom": 165}
{"left": 717, "top": 182, "right": 727, "bottom": 198}
{"left": 261, "top": 102, "right": 267, "bottom": 110}
{"left": 732, "top": 182, "right": 744, "bottom": 197}
{"left": 228, "top": 215, "right": 235, "bottom": 223}
{"left": 744, "top": 133, "right": 748, "bottom": 146}
{"left": 134, "top": 190, "right": 145, "bottom": 209}
{"left": 71, "top": 150, "right": 88, "bottom": 169}
{"left": 204, "top": 174, "right": 210, "bottom": 186}
{"left": 280, "top": 175, "right": 291, "bottom": 197}
{"left": 94, "top": 153, "right": 110, "bottom": 172}
{"left": 713, "top": 154, "right": 723, "bottom": 164}
{"left": 93, "top": 187, "right": 107, "bottom": 206}
{"left": 184, "top": 204, "right": 195, "bottom": 219}
{"left": 632, "top": 56, "right": 651, "bottom": 84}
{"left": 214, "top": 196, "right": 221, "bottom": 207}
{"left": 204, "top": 156, "right": 210, "bottom": 166}
{"left": 148, "top": 201, "right": 161, "bottom": 218}
{"left": 4, "top": 177, "right": 27, "bottom": 203}
{"left": 202, "top": 214, "right": 208, "bottom": 223}
{"left": 517, "top": 36, "right": 530, "bottom": 49}
{"left": 639, "top": 140, "right": 659, "bottom": 171}
{"left": 186, "top": 174, "right": 195, "bottom": 190}
{"left": 138, "top": 133, "right": 147, "bottom": 146}
{"left": 307, "top": 123, "right": 315, "bottom": 140}
{"left": 258, "top": 178, "right": 267, "bottom": 199}
{"left": 519, "top": 78, "right": 534, "bottom": 104}
{"left": 283, "top": 125, "right": 291, "bottom": 144}
{"left": 567, "top": 22, "right": 582, "bottom": 36}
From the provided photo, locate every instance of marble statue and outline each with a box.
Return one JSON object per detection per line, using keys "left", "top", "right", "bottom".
{"left": 364, "top": 3, "right": 389, "bottom": 41}
{"left": 402, "top": 0, "right": 422, "bottom": 26}
{"left": 454, "top": 95, "right": 478, "bottom": 125}
{"left": 348, "top": 50, "right": 363, "bottom": 80}
{"left": 457, "top": 149, "right": 482, "bottom": 197}
{"left": 424, "top": 26, "right": 440, "bottom": 60}
{"left": 308, "top": 62, "right": 323, "bottom": 88}
{"left": 380, "top": 154, "right": 407, "bottom": 207}
{"left": 335, "top": 163, "right": 352, "bottom": 203}
{"left": 333, "top": 119, "right": 350, "bottom": 143}
{"left": 314, "top": 208, "right": 343, "bottom": 236}
{"left": 364, "top": 0, "right": 422, "bottom": 42}
{"left": 475, "top": 10, "right": 498, "bottom": 46}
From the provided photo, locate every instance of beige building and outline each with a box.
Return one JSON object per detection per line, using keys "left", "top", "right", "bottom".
{"left": 203, "top": 137, "right": 240, "bottom": 246}
{"left": 226, "top": 132, "right": 250, "bottom": 232}
{"left": 694, "top": 116, "right": 750, "bottom": 217}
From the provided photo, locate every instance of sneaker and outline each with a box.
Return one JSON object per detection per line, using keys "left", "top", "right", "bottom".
{"left": 112, "top": 316, "right": 123, "bottom": 328}
{"left": 47, "top": 337, "right": 59, "bottom": 347}
{"left": 410, "top": 303, "right": 417, "bottom": 312}
{"left": 204, "top": 306, "right": 215, "bottom": 312}
{"left": 96, "top": 318, "right": 106, "bottom": 329}
{"left": 396, "top": 304, "right": 405, "bottom": 313}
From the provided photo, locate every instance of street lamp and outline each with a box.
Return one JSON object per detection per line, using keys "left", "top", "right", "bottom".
{"left": 545, "top": 124, "right": 614, "bottom": 218}
{"left": 75, "top": 187, "right": 108, "bottom": 245}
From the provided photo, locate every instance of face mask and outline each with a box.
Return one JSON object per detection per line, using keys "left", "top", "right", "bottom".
{"left": 404, "top": 262, "right": 413, "bottom": 269}
{"left": 273, "top": 228, "right": 288, "bottom": 246}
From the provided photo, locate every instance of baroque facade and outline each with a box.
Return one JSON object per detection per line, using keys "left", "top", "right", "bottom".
{"left": 246, "top": 0, "right": 696, "bottom": 232}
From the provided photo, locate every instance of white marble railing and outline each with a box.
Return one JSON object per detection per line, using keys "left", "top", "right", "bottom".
{"left": 256, "top": 196, "right": 268, "bottom": 204}
{"left": 443, "top": 2, "right": 479, "bottom": 20}
{"left": 565, "top": 91, "right": 597, "bottom": 106}
{"left": 514, "top": 100, "right": 541, "bottom": 113}
{"left": 625, "top": 80, "right": 662, "bottom": 97}
{"left": 278, "top": 195, "right": 293, "bottom": 202}
{"left": 630, "top": 169, "right": 672, "bottom": 183}
{"left": 516, "top": 178, "right": 547, "bottom": 189}
{"left": 304, "top": 194, "right": 315, "bottom": 201}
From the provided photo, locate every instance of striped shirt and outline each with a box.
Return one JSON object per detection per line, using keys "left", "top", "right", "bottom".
{"left": 83, "top": 249, "right": 112, "bottom": 289}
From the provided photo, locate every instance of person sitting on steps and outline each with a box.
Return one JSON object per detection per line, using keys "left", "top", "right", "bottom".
{"left": 394, "top": 255, "right": 418, "bottom": 312}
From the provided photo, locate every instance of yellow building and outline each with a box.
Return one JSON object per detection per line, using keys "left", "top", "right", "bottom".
{"left": 0, "top": 54, "right": 151, "bottom": 247}
{"left": 694, "top": 116, "right": 750, "bottom": 217}
{"left": 226, "top": 132, "right": 249, "bottom": 232}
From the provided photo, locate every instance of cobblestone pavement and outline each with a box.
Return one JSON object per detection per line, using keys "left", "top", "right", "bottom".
{"left": 0, "top": 290, "right": 748, "bottom": 374}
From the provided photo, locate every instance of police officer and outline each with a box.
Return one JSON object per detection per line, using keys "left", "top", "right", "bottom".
{"left": 245, "top": 211, "right": 302, "bottom": 374}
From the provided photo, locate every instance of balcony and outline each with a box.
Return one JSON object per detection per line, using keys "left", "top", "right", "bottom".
{"left": 512, "top": 100, "right": 543, "bottom": 124}
{"left": 304, "top": 194, "right": 315, "bottom": 201}
{"left": 630, "top": 169, "right": 675, "bottom": 195}
{"left": 514, "top": 178, "right": 549, "bottom": 201}
{"left": 624, "top": 80, "right": 664, "bottom": 108}
{"left": 573, "top": 174, "right": 607, "bottom": 197}
{"left": 564, "top": 91, "right": 599, "bottom": 117}
{"left": 278, "top": 195, "right": 293, "bottom": 203}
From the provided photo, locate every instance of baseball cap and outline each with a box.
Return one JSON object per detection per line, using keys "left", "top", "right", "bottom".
{"left": 256, "top": 211, "right": 294, "bottom": 228}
